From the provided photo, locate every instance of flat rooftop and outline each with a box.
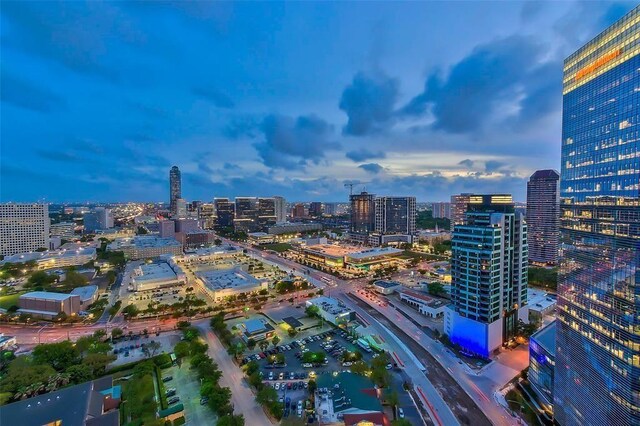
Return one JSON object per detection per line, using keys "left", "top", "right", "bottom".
{"left": 20, "top": 291, "right": 75, "bottom": 301}
{"left": 399, "top": 288, "right": 447, "bottom": 308}
{"left": 71, "top": 285, "right": 99, "bottom": 301}
{"left": 243, "top": 318, "right": 274, "bottom": 335}
{"left": 197, "top": 268, "right": 262, "bottom": 291}
{"left": 308, "top": 296, "right": 352, "bottom": 316}
{"left": 183, "top": 245, "right": 239, "bottom": 256}
{"left": 1, "top": 247, "right": 96, "bottom": 264}
{"left": 527, "top": 288, "right": 556, "bottom": 312}
{"left": 532, "top": 320, "right": 556, "bottom": 356}
{"left": 109, "top": 236, "right": 181, "bottom": 249}
{"left": 373, "top": 280, "right": 401, "bottom": 288}
{"left": 134, "top": 262, "right": 177, "bottom": 282}
{"left": 346, "top": 247, "right": 402, "bottom": 260}
{"left": 303, "top": 244, "right": 360, "bottom": 258}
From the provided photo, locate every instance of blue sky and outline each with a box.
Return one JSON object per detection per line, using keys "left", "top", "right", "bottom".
{"left": 1, "top": 1, "right": 634, "bottom": 203}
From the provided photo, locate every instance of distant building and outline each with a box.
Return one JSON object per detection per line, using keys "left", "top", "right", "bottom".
{"left": 350, "top": 192, "right": 375, "bottom": 234}
{"left": 530, "top": 321, "right": 556, "bottom": 413}
{"left": 1, "top": 247, "right": 96, "bottom": 270}
{"left": 19, "top": 291, "right": 81, "bottom": 319}
{"left": 247, "top": 232, "right": 275, "bottom": 245}
{"left": 130, "top": 261, "right": 186, "bottom": 292}
{"left": 107, "top": 236, "right": 183, "bottom": 260}
{"left": 234, "top": 197, "right": 259, "bottom": 232}
{"left": 0, "top": 375, "right": 121, "bottom": 426}
{"left": 526, "top": 170, "right": 560, "bottom": 265}
{"left": 175, "top": 198, "right": 187, "bottom": 219}
{"left": 197, "top": 267, "right": 268, "bottom": 301}
{"left": 257, "top": 198, "right": 277, "bottom": 230}
{"left": 0, "top": 203, "right": 50, "bottom": 256}
{"left": 450, "top": 193, "right": 473, "bottom": 231}
{"left": 198, "top": 203, "right": 216, "bottom": 229}
{"left": 432, "top": 202, "right": 452, "bottom": 219}
{"left": 175, "top": 218, "right": 200, "bottom": 233}
{"left": 309, "top": 202, "right": 323, "bottom": 217}
{"left": 50, "top": 222, "right": 76, "bottom": 239}
{"left": 267, "top": 222, "right": 322, "bottom": 235}
{"left": 273, "top": 196, "right": 287, "bottom": 223}
{"left": 240, "top": 318, "right": 275, "bottom": 342}
{"left": 399, "top": 288, "right": 448, "bottom": 318}
{"left": 83, "top": 207, "right": 114, "bottom": 233}
{"left": 306, "top": 296, "right": 355, "bottom": 325}
{"left": 291, "top": 203, "right": 306, "bottom": 219}
{"left": 372, "top": 280, "right": 401, "bottom": 295}
{"left": 214, "top": 198, "right": 235, "bottom": 229}
{"left": 70, "top": 285, "right": 99, "bottom": 308}
{"left": 323, "top": 202, "right": 338, "bottom": 216}
{"left": 445, "top": 194, "right": 528, "bottom": 358}
{"left": 169, "top": 166, "right": 181, "bottom": 216}
{"left": 159, "top": 220, "right": 176, "bottom": 238}
{"left": 374, "top": 196, "right": 416, "bottom": 236}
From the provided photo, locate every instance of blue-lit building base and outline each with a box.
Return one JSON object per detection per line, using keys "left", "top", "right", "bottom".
{"left": 444, "top": 307, "right": 504, "bottom": 359}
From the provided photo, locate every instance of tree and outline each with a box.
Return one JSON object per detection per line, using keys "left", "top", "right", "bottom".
{"left": 32, "top": 341, "right": 80, "bottom": 372}
{"left": 227, "top": 343, "right": 246, "bottom": 360}
{"left": 256, "top": 386, "right": 278, "bottom": 405}
{"left": 111, "top": 327, "right": 123, "bottom": 340}
{"left": 121, "top": 304, "right": 140, "bottom": 318}
{"left": 427, "top": 282, "right": 446, "bottom": 297}
{"left": 81, "top": 353, "right": 115, "bottom": 377}
{"left": 258, "top": 340, "right": 269, "bottom": 352}
{"left": 26, "top": 271, "right": 57, "bottom": 289}
{"left": 305, "top": 305, "right": 320, "bottom": 318}
{"left": 271, "top": 335, "right": 280, "bottom": 347}
{"left": 350, "top": 361, "right": 369, "bottom": 376}
{"left": 391, "top": 420, "right": 412, "bottom": 426}
{"left": 174, "top": 341, "right": 191, "bottom": 359}
{"left": 247, "top": 338, "right": 256, "bottom": 350}
{"left": 217, "top": 414, "right": 245, "bottom": 426}
{"left": 302, "top": 351, "right": 325, "bottom": 364}
{"left": 66, "top": 364, "right": 93, "bottom": 384}
{"left": 307, "top": 379, "right": 317, "bottom": 393}
{"left": 287, "top": 328, "right": 298, "bottom": 338}
{"left": 142, "top": 341, "right": 161, "bottom": 358}
{"left": 387, "top": 391, "right": 400, "bottom": 420}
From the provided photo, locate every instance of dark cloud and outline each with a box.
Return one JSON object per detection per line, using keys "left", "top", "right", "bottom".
{"left": 192, "top": 86, "right": 235, "bottom": 108}
{"left": 345, "top": 149, "right": 386, "bottom": 163}
{"left": 485, "top": 160, "right": 507, "bottom": 172}
{"left": 222, "top": 116, "right": 260, "bottom": 139}
{"left": 402, "top": 35, "right": 559, "bottom": 134}
{"left": 458, "top": 159, "right": 475, "bottom": 168}
{"left": 1, "top": 69, "right": 65, "bottom": 113}
{"left": 358, "top": 163, "right": 384, "bottom": 174}
{"left": 254, "top": 114, "right": 338, "bottom": 169}
{"left": 339, "top": 72, "right": 399, "bottom": 136}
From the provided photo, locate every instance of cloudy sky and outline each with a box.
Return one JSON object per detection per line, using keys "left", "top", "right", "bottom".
{"left": 1, "top": 1, "right": 635, "bottom": 203}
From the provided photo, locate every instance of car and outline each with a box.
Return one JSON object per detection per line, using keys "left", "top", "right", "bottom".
{"left": 166, "top": 390, "right": 176, "bottom": 397}
{"left": 289, "top": 372, "right": 295, "bottom": 379}
{"left": 200, "top": 397, "right": 209, "bottom": 405}
{"left": 285, "top": 397, "right": 291, "bottom": 407}
{"left": 124, "top": 351, "right": 129, "bottom": 357}
{"left": 255, "top": 354, "right": 261, "bottom": 361}
{"left": 398, "top": 408, "right": 405, "bottom": 418}
{"left": 268, "top": 371, "right": 274, "bottom": 380}
{"left": 386, "top": 363, "right": 393, "bottom": 370}
{"left": 275, "top": 383, "right": 281, "bottom": 390}
{"left": 342, "top": 362, "right": 353, "bottom": 367}
{"left": 279, "top": 372, "right": 284, "bottom": 380}
{"left": 304, "top": 382, "right": 308, "bottom": 389}
{"left": 287, "top": 382, "right": 292, "bottom": 390}
{"left": 302, "top": 363, "right": 313, "bottom": 368}
{"left": 162, "top": 376, "right": 173, "bottom": 382}
{"left": 168, "top": 396, "right": 180, "bottom": 405}
{"left": 292, "top": 382, "right": 298, "bottom": 390}
{"left": 297, "top": 400, "right": 303, "bottom": 416}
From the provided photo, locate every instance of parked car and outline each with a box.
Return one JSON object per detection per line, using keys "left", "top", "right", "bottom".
{"left": 162, "top": 376, "right": 173, "bottom": 382}
{"left": 166, "top": 389, "right": 176, "bottom": 397}
{"left": 168, "top": 396, "right": 180, "bottom": 405}
{"left": 275, "top": 383, "right": 281, "bottom": 390}
{"left": 398, "top": 408, "right": 405, "bottom": 418}
{"left": 200, "top": 397, "right": 209, "bottom": 405}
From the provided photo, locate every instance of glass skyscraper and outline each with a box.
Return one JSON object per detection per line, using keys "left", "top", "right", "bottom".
{"left": 169, "top": 165, "right": 181, "bottom": 216}
{"left": 555, "top": 7, "right": 640, "bottom": 425}
{"left": 526, "top": 170, "right": 560, "bottom": 265}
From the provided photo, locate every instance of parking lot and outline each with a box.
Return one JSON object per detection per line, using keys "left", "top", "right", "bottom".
{"left": 161, "top": 364, "right": 217, "bottom": 425}
{"left": 110, "top": 331, "right": 181, "bottom": 366}
{"left": 240, "top": 328, "right": 377, "bottom": 418}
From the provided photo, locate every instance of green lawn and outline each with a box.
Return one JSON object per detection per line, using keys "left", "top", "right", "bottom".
{"left": 0, "top": 292, "right": 24, "bottom": 310}
{"left": 263, "top": 243, "right": 293, "bottom": 253}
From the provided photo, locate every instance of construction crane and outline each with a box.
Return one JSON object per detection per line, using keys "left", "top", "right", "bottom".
{"left": 344, "top": 182, "right": 369, "bottom": 195}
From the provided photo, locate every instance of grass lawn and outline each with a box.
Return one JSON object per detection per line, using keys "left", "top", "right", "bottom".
{"left": 263, "top": 243, "right": 293, "bottom": 253}
{"left": 0, "top": 292, "right": 24, "bottom": 310}
{"left": 401, "top": 251, "right": 447, "bottom": 262}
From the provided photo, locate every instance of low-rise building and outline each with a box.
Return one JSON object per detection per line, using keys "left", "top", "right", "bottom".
{"left": 315, "top": 372, "right": 385, "bottom": 425}
{"left": 306, "top": 296, "right": 355, "bottom": 325}
{"left": 267, "top": 222, "right": 322, "bottom": 235}
{"left": 527, "top": 289, "right": 557, "bottom": 324}
{"left": 398, "top": 289, "right": 448, "bottom": 318}
{"left": 0, "top": 334, "right": 16, "bottom": 350}
{"left": 107, "top": 236, "right": 183, "bottom": 260}
{"left": 197, "top": 267, "right": 268, "bottom": 301}
{"left": 344, "top": 247, "right": 403, "bottom": 271}
{"left": 70, "top": 285, "right": 99, "bottom": 308}
{"left": 178, "top": 245, "right": 240, "bottom": 263}
{"left": 247, "top": 232, "right": 275, "bottom": 245}
{"left": 130, "top": 261, "right": 186, "bottom": 292}
{"left": 529, "top": 320, "right": 556, "bottom": 413}
{"left": 0, "top": 247, "right": 97, "bottom": 270}
{"left": 18, "top": 291, "right": 81, "bottom": 319}
{"left": 240, "top": 318, "right": 276, "bottom": 342}
{"left": 50, "top": 222, "right": 76, "bottom": 239}
{"left": 372, "top": 280, "right": 401, "bottom": 295}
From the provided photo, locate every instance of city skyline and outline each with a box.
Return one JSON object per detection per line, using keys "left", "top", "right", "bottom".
{"left": 2, "top": 1, "right": 636, "bottom": 203}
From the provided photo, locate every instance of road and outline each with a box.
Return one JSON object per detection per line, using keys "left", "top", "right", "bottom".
{"left": 195, "top": 322, "right": 272, "bottom": 425}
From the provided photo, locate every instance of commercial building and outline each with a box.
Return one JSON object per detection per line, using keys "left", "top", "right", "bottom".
{"left": 526, "top": 170, "right": 560, "bottom": 265}
{"left": 197, "top": 267, "right": 268, "bottom": 301}
{"left": 257, "top": 197, "right": 277, "bottom": 230}
{"left": 323, "top": 203, "right": 338, "bottom": 216}
{"left": 176, "top": 230, "right": 215, "bottom": 248}
{"left": 315, "top": 372, "right": 385, "bottom": 425}
{"left": 178, "top": 245, "right": 240, "bottom": 263}
{"left": 432, "top": 202, "right": 452, "bottom": 219}
{"left": 450, "top": 193, "right": 473, "bottom": 231}
{"left": 309, "top": 202, "right": 323, "bottom": 217}
{"left": 344, "top": 247, "right": 403, "bottom": 271}
{"left": 159, "top": 220, "right": 176, "bottom": 238}
{"left": 299, "top": 244, "right": 402, "bottom": 270}
{"left": 247, "top": 232, "right": 275, "bottom": 245}
{"left": 234, "top": 197, "right": 259, "bottom": 232}
{"left": 18, "top": 291, "right": 81, "bottom": 319}
{"left": 175, "top": 198, "right": 187, "bottom": 218}
{"left": 198, "top": 203, "right": 216, "bottom": 229}
{"left": 267, "top": 222, "right": 322, "bottom": 235}
{"left": 306, "top": 296, "right": 355, "bottom": 325}
{"left": 527, "top": 288, "right": 556, "bottom": 324}
{"left": 214, "top": 198, "right": 235, "bottom": 229}
{"left": 372, "top": 280, "right": 401, "bottom": 295}
{"left": 0, "top": 247, "right": 97, "bottom": 270}
{"left": 240, "top": 318, "right": 275, "bottom": 342}
{"left": 444, "top": 194, "right": 528, "bottom": 358}
{"left": 350, "top": 191, "right": 375, "bottom": 234}
{"left": 0, "top": 375, "right": 121, "bottom": 426}
{"left": 50, "top": 221, "right": 76, "bottom": 239}
{"left": 71, "top": 285, "right": 99, "bottom": 308}
{"left": 0, "top": 203, "right": 50, "bottom": 256}
{"left": 291, "top": 203, "right": 306, "bottom": 219}
{"left": 169, "top": 166, "right": 181, "bottom": 216}
{"left": 399, "top": 288, "right": 448, "bottom": 318}
{"left": 374, "top": 196, "right": 416, "bottom": 236}
{"left": 273, "top": 196, "right": 287, "bottom": 223}
{"left": 130, "top": 261, "right": 186, "bottom": 292}
{"left": 107, "top": 236, "right": 183, "bottom": 260}
{"left": 83, "top": 208, "right": 114, "bottom": 233}
{"left": 555, "top": 8, "right": 640, "bottom": 425}
{"left": 530, "top": 321, "right": 556, "bottom": 413}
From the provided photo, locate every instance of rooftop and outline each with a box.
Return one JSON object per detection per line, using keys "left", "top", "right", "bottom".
{"left": 308, "top": 296, "right": 352, "bottom": 316}
{"left": 303, "top": 244, "right": 360, "bottom": 258}
{"left": 109, "top": 236, "right": 181, "bottom": 249}
{"left": 20, "top": 291, "right": 76, "bottom": 301}
{"left": 316, "top": 372, "right": 382, "bottom": 413}
{"left": 243, "top": 318, "right": 274, "bottom": 335}
{"left": 134, "top": 262, "right": 177, "bottom": 282}
{"left": 1, "top": 247, "right": 97, "bottom": 264}
{"left": 70, "top": 285, "right": 99, "bottom": 301}
{"left": 399, "top": 288, "right": 447, "bottom": 308}
{"left": 531, "top": 320, "right": 556, "bottom": 356}
{"left": 197, "top": 267, "right": 262, "bottom": 291}
{"left": 527, "top": 288, "right": 557, "bottom": 312}
{"left": 345, "top": 247, "right": 403, "bottom": 260}
{"left": 373, "top": 280, "right": 401, "bottom": 288}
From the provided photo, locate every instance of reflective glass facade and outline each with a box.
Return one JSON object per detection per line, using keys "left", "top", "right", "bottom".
{"left": 555, "top": 7, "right": 640, "bottom": 425}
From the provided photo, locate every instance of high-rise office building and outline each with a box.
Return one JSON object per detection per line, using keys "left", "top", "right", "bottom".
{"left": 83, "top": 207, "right": 114, "bottom": 233}
{"left": 0, "top": 203, "right": 50, "bottom": 256}
{"left": 323, "top": 203, "right": 338, "bottom": 216}
{"left": 309, "top": 202, "right": 323, "bottom": 217}
{"left": 450, "top": 193, "right": 473, "bottom": 231}
{"left": 214, "top": 198, "right": 235, "bottom": 229}
{"left": 234, "top": 197, "right": 258, "bottom": 232}
{"left": 526, "top": 170, "right": 560, "bottom": 265}
{"left": 257, "top": 198, "right": 277, "bottom": 230}
{"left": 198, "top": 203, "right": 216, "bottom": 229}
{"left": 432, "top": 202, "right": 452, "bottom": 219}
{"left": 175, "top": 198, "right": 187, "bottom": 219}
{"left": 554, "top": 8, "right": 640, "bottom": 425}
{"left": 350, "top": 191, "right": 375, "bottom": 234}
{"left": 159, "top": 220, "right": 176, "bottom": 238}
{"left": 169, "top": 166, "right": 181, "bottom": 216}
{"left": 444, "top": 194, "right": 528, "bottom": 358}
{"left": 292, "top": 203, "right": 306, "bottom": 219}
{"left": 374, "top": 197, "right": 416, "bottom": 235}
{"left": 274, "top": 196, "right": 287, "bottom": 223}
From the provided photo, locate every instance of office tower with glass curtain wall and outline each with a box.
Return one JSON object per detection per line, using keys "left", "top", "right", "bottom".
{"left": 554, "top": 7, "right": 640, "bottom": 425}
{"left": 169, "top": 166, "right": 181, "bottom": 216}
{"left": 526, "top": 170, "right": 560, "bottom": 265}
{"left": 374, "top": 197, "right": 416, "bottom": 235}
{"left": 350, "top": 191, "right": 375, "bottom": 234}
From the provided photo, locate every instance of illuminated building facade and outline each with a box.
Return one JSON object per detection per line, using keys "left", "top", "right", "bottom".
{"left": 257, "top": 197, "right": 277, "bottom": 230}
{"left": 169, "top": 166, "right": 181, "bottom": 216}
{"left": 214, "top": 198, "right": 235, "bottom": 229}
{"left": 374, "top": 196, "right": 416, "bottom": 235}
{"left": 555, "top": 7, "right": 640, "bottom": 425}
{"left": 0, "top": 203, "right": 50, "bottom": 256}
{"left": 450, "top": 193, "right": 473, "bottom": 231}
{"left": 234, "top": 197, "right": 259, "bottom": 232}
{"left": 350, "top": 191, "right": 375, "bottom": 234}
{"left": 526, "top": 170, "right": 560, "bottom": 265}
{"left": 444, "top": 194, "right": 528, "bottom": 358}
